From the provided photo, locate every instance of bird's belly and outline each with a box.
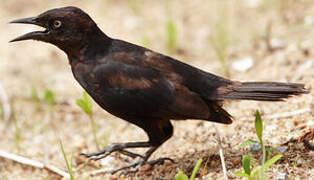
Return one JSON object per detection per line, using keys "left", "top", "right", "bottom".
{"left": 87, "top": 87, "right": 173, "bottom": 119}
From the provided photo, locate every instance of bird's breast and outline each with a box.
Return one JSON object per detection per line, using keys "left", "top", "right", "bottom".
{"left": 71, "top": 62, "right": 99, "bottom": 90}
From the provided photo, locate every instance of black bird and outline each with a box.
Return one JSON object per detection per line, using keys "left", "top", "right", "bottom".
{"left": 10, "top": 6, "right": 308, "bottom": 174}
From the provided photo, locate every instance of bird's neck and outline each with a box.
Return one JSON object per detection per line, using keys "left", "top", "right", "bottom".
{"left": 64, "top": 25, "right": 112, "bottom": 64}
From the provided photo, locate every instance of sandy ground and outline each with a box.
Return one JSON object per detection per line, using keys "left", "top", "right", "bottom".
{"left": 0, "top": 0, "right": 313, "bottom": 179}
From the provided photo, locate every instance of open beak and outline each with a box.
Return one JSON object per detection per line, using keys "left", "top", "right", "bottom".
{"left": 10, "top": 17, "right": 49, "bottom": 42}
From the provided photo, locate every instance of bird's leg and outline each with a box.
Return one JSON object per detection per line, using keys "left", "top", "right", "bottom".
{"left": 106, "top": 146, "right": 174, "bottom": 175}
{"left": 107, "top": 120, "right": 175, "bottom": 174}
{"left": 107, "top": 158, "right": 174, "bottom": 175}
{"left": 80, "top": 141, "right": 150, "bottom": 160}
{"left": 118, "top": 149, "right": 144, "bottom": 159}
{"left": 81, "top": 142, "right": 174, "bottom": 174}
{"left": 81, "top": 120, "right": 175, "bottom": 174}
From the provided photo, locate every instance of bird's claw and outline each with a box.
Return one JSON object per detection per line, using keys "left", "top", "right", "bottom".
{"left": 81, "top": 149, "right": 143, "bottom": 161}
{"left": 119, "top": 149, "right": 145, "bottom": 159}
{"left": 80, "top": 143, "right": 127, "bottom": 160}
{"left": 80, "top": 143, "right": 174, "bottom": 174}
{"left": 105, "top": 157, "right": 174, "bottom": 175}
{"left": 147, "top": 157, "right": 175, "bottom": 165}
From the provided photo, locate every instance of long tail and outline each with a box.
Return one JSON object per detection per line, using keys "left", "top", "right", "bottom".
{"left": 216, "top": 82, "right": 308, "bottom": 101}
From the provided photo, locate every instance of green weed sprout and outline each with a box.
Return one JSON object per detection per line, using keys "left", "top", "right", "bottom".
{"left": 165, "top": 20, "right": 177, "bottom": 54}
{"left": 44, "top": 89, "right": 55, "bottom": 106}
{"left": 76, "top": 91, "right": 100, "bottom": 150}
{"left": 43, "top": 89, "right": 57, "bottom": 129}
{"left": 175, "top": 158, "right": 203, "bottom": 180}
{"left": 234, "top": 110, "right": 283, "bottom": 179}
{"left": 59, "top": 139, "right": 74, "bottom": 180}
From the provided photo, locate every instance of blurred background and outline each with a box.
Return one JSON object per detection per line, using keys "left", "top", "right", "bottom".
{"left": 0, "top": 0, "right": 313, "bottom": 179}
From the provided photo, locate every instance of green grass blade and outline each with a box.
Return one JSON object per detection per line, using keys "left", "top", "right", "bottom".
{"left": 83, "top": 91, "right": 92, "bottom": 114}
{"left": 263, "top": 154, "right": 282, "bottom": 170}
{"left": 240, "top": 139, "right": 260, "bottom": 147}
{"left": 175, "top": 168, "right": 189, "bottom": 180}
{"left": 165, "top": 20, "right": 177, "bottom": 53}
{"left": 76, "top": 99, "right": 89, "bottom": 114}
{"left": 44, "top": 89, "right": 55, "bottom": 106}
{"left": 255, "top": 110, "right": 266, "bottom": 179}
{"left": 59, "top": 140, "right": 73, "bottom": 180}
{"left": 251, "top": 166, "right": 267, "bottom": 180}
{"left": 255, "top": 110, "right": 263, "bottom": 142}
{"left": 190, "top": 158, "right": 203, "bottom": 180}
{"left": 242, "top": 154, "right": 251, "bottom": 175}
{"left": 251, "top": 165, "right": 261, "bottom": 177}
{"left": 76, "top": 91, "right": 92, "bottom": 115}
{"left": 234, "top": 171, "right": 249, "bottom": 177}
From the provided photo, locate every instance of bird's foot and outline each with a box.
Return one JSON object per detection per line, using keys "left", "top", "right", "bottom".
{"left": 80, "top": 142, "right": 174, "bottom": 174}
{"left": 80, "top": 143, "right": 144, "bottom": 160}
{"left": 106, "top": 157, "right": 174, "bottom": 175}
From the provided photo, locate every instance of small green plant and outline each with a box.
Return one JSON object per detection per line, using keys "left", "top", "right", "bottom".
{"left": 59, "top": 139, "right": 74, "bottom": 180}
{"left": 165, "top": 20, "right": 177, "bottom": 54}
{"left": 44, "top": 89, "right": 55, "bottom": 106}
{"left": 76, "top": 91, "right": 92, "bottom": 115}
{"left": 234, "top": 110, "right": 283, "bottom": 179}
{"left": 240, "top": 140, "right": 260, "bottom": 148}
{"left": 76, "top": 91, "right": 100, "bottom": 150}
{"left": 43, "top": 88, "right": 57, "bottom": 129}
{"left": 175, "top": 158, "right": 203, "bottom": 180}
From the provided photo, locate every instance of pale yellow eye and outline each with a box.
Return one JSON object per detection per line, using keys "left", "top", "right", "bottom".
{"left": 53, "top": 20, "right": 62, "bottom": 28}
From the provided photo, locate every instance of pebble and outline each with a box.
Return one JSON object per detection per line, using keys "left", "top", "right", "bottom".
{"left": 296, "top": 158, "right": 305, "bottom": 166}
{"left": 209, "top": 160, "right": 217, "bottom": 168}
{"left": 250, "top": 143, "right": 261, "bottom": 152}
{"left": 275, "top": 172, "right": 288, "bottom": 180}
{"left": 304, "top": 16, "right": 314, "bottom": 26}
{"left": 241, "top": 0, "right": 261, "bottom": 8}
{"left": 270, "top": 38, "right": 286, "bottom": 50}
{"left": 270, "top": 137, "right": 280, "bottom": 145}
{"left": 277, "top": 147, "right": 288, "bottom": 153}
{"left": 231, "top": 57, "right": 253, "bottom": 72}
{"left": 297, "top": 59, "right": 314, "bottom": 72}
{"left": 230, "top": 156, "right": 241, "bottom": 165}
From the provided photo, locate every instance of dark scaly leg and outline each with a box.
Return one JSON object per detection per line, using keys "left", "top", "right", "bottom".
{"left": 80, "top": 141, "right": 150, "bottom": 160}
{"left": 81, "top": 119, "right": 174, "bottom": 174}
{"left": 106, "top": 146, "right": 174, "bottom": 175}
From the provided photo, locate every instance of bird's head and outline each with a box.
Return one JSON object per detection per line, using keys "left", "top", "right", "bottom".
{"left": 10, "top": 6, "right": 99, "bottom": 51}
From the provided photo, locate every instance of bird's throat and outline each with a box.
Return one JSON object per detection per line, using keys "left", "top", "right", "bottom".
{"left": 65, "top": 27, "right": 112, "bottom": 64}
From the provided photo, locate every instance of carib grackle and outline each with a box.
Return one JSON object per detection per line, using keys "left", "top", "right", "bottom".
{"left": 10, "top": 6, "right": 308, "bottom": 174}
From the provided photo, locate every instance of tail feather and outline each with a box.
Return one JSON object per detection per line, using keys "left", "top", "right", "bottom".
{"left": 216, "top": 82, "right": 308, "bottom": 101}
